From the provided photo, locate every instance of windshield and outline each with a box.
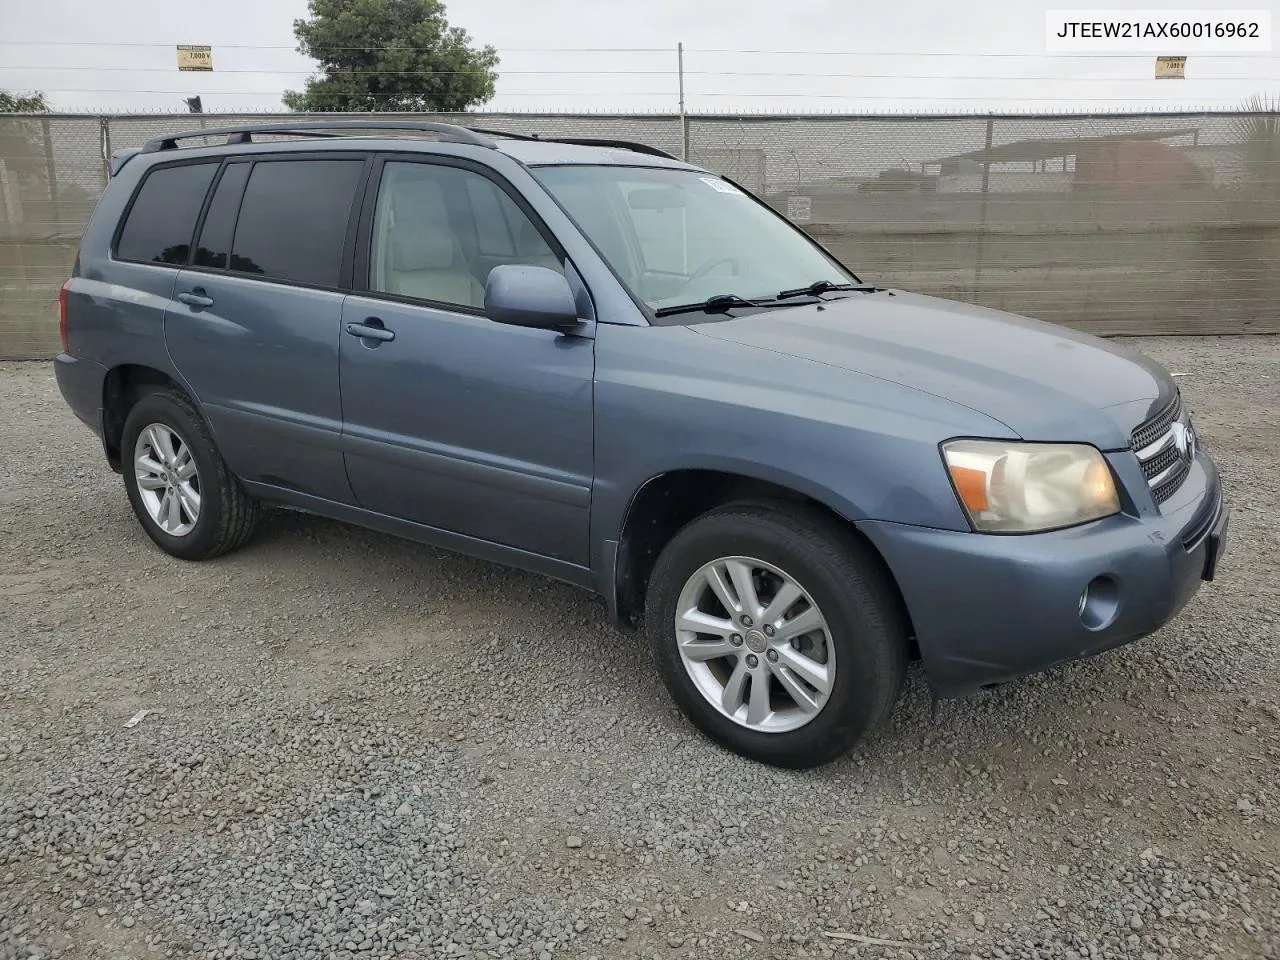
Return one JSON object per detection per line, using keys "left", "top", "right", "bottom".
{"left": 531, "top": 165, "right": 855, "bottom": 315}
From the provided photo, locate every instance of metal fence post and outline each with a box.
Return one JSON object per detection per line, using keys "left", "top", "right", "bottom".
{"left": 677, "top": 43, "right": 689, "bottom": 162}
{"left": 40, "top": 117, "right": 60, "bottom": 232}
{"left": 973, "top": 116, "right": 995, "bottom": 298}
{"left": 99, "top": 115, "right": 112, "bottom": 185}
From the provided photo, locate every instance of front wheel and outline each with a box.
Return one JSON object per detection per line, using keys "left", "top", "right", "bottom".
{"left": 645, "top": 502, "right": 908, "bottom": 768}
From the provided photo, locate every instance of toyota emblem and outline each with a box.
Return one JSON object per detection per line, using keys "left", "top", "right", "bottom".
{"left": 1171, "top": 419, "right": 1197, "bottom": 462}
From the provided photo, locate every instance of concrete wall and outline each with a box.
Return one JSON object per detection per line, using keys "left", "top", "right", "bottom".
{"left": 2, "top": 110, "right": 1278, "bottom": 359}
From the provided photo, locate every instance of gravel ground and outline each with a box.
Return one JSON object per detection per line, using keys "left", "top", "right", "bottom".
{"left": 0, "top": 335, "right": 1277, "bottom": 960}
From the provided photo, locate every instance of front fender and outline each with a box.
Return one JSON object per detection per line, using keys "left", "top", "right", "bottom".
{"left": 589, "top": 323, "right": 1013, "bottom": 581}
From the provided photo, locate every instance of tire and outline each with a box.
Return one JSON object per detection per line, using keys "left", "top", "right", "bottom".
{"left": 121, "top": 387, "right": 258, "bottom": 560}
{"left": 645, "top": 500, "right": 907, "bottom": 768}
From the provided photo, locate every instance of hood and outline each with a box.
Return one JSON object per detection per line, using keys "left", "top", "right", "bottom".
{"left": 691, "top": 290, "right": 1175, "bottom": 449}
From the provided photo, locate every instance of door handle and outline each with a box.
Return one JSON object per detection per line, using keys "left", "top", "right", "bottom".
{"left": 177, "top": 290, "right": 214, "bottom": 308}
{"left": 345, "top": 321, "right": 395, "bottom": 343}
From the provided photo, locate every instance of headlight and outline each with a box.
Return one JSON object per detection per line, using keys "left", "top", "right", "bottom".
{"left": 942, "top": 440, "right": 1120, "bottom": 533}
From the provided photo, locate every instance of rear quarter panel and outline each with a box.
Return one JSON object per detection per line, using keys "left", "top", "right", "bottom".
{"left": 62, "top": 157, "right": 193, "bottom": 391}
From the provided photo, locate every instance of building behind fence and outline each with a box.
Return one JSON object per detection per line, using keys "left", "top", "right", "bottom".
{"left": 2, "top": 110, "right": 1279, "bottom": 359}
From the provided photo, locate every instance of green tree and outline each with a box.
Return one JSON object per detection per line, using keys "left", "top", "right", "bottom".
{"left": 283, "top": 0, "right": 498, "bottom": 112}
{"left": 0, "top": 90, "right": 49, "bottom": 113}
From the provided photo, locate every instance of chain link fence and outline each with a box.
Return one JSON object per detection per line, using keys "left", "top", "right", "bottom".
{"left": 2, "top": 110, "right": 1278, "bottom": 358}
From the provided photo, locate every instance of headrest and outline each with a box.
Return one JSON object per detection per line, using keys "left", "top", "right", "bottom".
{"left": 387, "top": 177, "right": 457, "bottom": 271}
{"left": 392, "top": 176, "right": 448, "bottom": 221}
{"left": 391, "top": 227, "right": 456, "bottom": 272}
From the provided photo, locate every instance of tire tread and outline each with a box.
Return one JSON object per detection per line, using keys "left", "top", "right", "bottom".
{"left": 123, "top": 387, "right": 258, "bottom": 560}
{"left": 644, "top": 498, "right": 908, "bottom": 768}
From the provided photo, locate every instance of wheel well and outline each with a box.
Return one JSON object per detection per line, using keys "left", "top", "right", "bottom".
{"left": 101, "top": 365, "right": 186, "bottom": 470}
{"left": 613, "top": 470, "right": 917, "bottom": 656}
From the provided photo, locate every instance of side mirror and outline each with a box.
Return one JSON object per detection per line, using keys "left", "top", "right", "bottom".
{"left": 484, "top": 264, "right": 580, "bottom": 331}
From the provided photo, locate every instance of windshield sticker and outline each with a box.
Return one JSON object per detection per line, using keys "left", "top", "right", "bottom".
{"left": 700, "top": 176, "right": 744, "bottom": 195}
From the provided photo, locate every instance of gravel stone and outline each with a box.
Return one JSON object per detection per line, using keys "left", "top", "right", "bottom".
{"left": 0, "top": 338, "right": 1277, "bottom": 960}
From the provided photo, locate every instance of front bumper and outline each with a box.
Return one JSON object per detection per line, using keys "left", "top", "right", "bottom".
{"left": 861, "top": 450, "right": 1227, "bottom": 698}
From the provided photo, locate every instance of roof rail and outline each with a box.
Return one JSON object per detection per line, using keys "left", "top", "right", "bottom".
{"left": 467, "top": 128, "right": 681, "bottom": 161}
{"left": 108, "top": 147, "right": 142, "bottom": 177}
{"left": 140, "top": 120, "right": 496, "bottom": 153}
{"left": 547, "top": 137, "right": 681, "bottom": 161}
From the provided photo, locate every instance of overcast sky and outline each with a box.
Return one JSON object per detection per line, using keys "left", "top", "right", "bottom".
{"left": 1, "top": 0, "right": 1277, "bottom": 114}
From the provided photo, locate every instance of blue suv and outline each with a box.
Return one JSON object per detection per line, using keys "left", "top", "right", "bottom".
{"left": 55, "top": 121, "right": 1228, "bottom": 767}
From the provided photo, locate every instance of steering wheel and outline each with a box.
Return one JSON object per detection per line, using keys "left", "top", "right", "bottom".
{"left": 681, "top": 255, "right": 739, "bottom": 288}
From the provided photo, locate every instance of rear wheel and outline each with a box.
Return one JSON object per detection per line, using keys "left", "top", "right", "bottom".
{"left": 121, "top": 388, "right": 258, "bottom": 560}
{"left": 645, "top": 501, "right": 907, "bottom": 768}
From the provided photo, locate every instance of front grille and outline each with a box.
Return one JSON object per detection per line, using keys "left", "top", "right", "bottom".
{"left": 1141, "top": 443, "right": 1181, "bottom": 481}
{"left": 1131, "top": 394, "right": 1182, "bottom": 452}
{"left": 1151, "top": 459, "right": 1192, "bottom": 504}
{"left": 1131, "top": 390, "right": 1193, "bottom": 505}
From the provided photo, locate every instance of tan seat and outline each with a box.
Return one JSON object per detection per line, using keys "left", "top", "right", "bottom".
{"left": 384, "top": 178, "right": 485, "bottom": 308}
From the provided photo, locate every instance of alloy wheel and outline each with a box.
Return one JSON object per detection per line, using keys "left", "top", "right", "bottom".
{"left": 133, "top": 423, "right": 201, "bottom": 537}
{"left": 673, "top": 556, "right": 835, "bottom": 733}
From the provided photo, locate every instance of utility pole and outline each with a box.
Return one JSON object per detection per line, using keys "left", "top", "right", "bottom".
{"left": 677, "top": 42, "right": 688, "bottom": 161}
{"left": 974, "top": 116, "right": 995, "bottom": 298}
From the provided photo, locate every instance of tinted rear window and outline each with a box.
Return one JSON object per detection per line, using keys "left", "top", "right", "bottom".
{"left": 230, "top": 159, "right": 364, "bottom": 287}
{"left": 116, "top": 162, "right": 218, "bottom": 266}
{"left": 193, "top": 162, "right": 250, "bottom": 270}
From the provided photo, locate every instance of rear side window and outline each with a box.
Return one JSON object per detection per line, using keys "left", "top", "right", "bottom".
{"left": 193, "top": 162, "right": 250, "bottom": 270}
{"left": 116, "top": 162, "right": 218, "bottom": 266}
{"left": 230, "top": 159, "right": 364, "bottom": 287}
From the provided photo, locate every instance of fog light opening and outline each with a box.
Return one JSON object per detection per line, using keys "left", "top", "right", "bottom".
{"left": 1079, "top": 575, "right": 1120, "bottom": 631}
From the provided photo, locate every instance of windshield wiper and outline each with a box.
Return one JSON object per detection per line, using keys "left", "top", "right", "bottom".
{"left": 776, "top": 280, "right": 874, "bottom": 300}
{"left": 653, "top": 294, "right": 772, "bottom": 318}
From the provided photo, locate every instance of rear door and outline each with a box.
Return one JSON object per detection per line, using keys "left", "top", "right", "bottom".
{"left": 165, "top": 153, "right": 369, "bottom": 503}
{"left": 337, "top": 156, "right": 596, "bottom": 565}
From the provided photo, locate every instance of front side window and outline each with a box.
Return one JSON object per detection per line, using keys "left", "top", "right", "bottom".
{"left": 116, "top": 162, "right": 218, "bottom": 266}
{"left": 531, "top": 165, "right": 854, "bottom": 316}
{"left": 369, "top": 162, "right": 562, "bottom": 310}
{"left": 230, "top": 159, "right": 365, "bottom": 287}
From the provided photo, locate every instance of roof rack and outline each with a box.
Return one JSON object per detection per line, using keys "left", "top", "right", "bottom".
{"left": 466, "top": 128, "right": 681, "bottom": 161}
{"left": 140, "top": 120, "right": 496, "bottom": 153}
{"left": 138, "top": 120, "right": 682, "bottom": 162}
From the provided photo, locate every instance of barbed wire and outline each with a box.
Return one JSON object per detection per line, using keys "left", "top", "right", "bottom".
{"left": 4, "top": 41, "right": 1275, "bottom": 114}
{"left": 0, "top": 42, "right": 673, "bottom": 52}
{"left": 1, "top": 40, "right": 1278, "bottom": 59}
{"left": 17, "top": 105, "right": 1272, "bottom": 117}
{"left": 2, "top": 66, "right": 1276, "bottom": 82}
{"left": 21, "top": 90, "right": 1279, "bottom": 103}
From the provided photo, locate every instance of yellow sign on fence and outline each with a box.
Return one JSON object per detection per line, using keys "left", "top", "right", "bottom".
{"left": 1154, "top": 56, "right": 1186, "bottom": 79}
{"left": 177, "top": 45, "right": 213, "bottom": 72}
